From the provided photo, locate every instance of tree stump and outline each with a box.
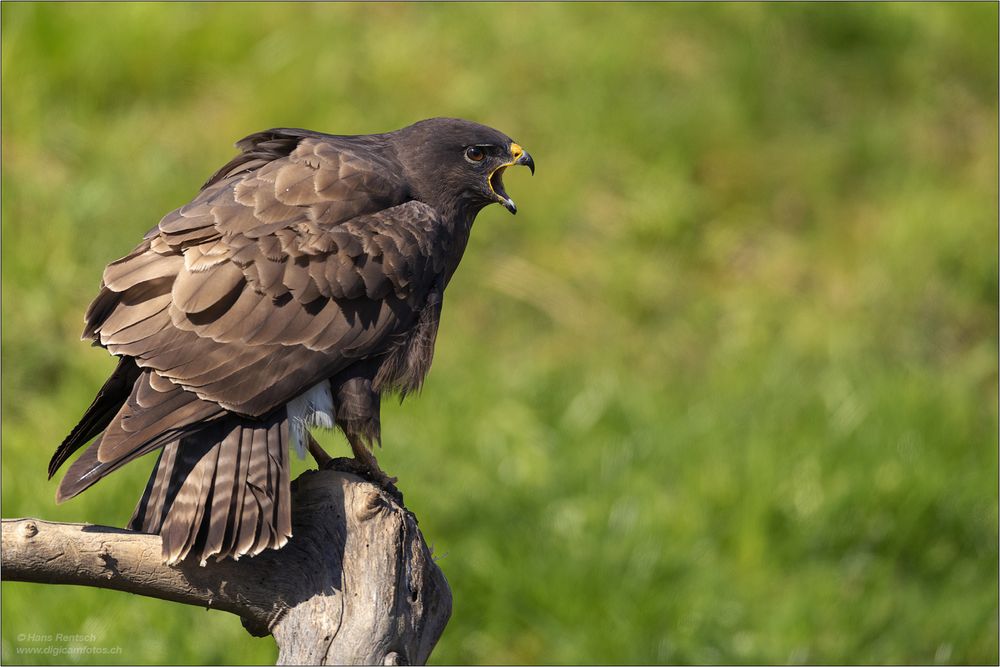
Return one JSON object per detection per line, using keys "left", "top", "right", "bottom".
{"left": 1, "top": 469, "right": 452, "bottom": 665}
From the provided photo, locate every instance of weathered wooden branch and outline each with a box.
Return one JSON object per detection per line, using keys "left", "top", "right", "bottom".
{"left": 1, "top": 469, "right": 452, "bottom": 665}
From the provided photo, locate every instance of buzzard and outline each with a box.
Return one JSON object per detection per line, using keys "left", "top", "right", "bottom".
{"left": 48, "top": 118, "right": 534, "bottom": 565}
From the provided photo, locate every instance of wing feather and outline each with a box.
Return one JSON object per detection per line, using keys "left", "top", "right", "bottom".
{"left": 97, "top": 204, "right": 444, "bottom": 417}
{"left": 171, "top": 262, "right": 245, "bottom": 314}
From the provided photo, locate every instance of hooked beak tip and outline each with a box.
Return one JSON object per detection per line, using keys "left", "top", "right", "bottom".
{"left": 520, "top": 152, "right": 535, "bottom": 175}
{"left": 510, "top": 143, "right": 535, "bottom": 175}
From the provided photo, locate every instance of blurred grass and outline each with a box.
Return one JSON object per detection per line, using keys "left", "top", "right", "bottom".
{"left": 1, "top": 3, "right": 997, "bottom": 665}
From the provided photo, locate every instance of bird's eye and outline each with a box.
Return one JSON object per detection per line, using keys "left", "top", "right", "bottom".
{"left": 465, "top": 146, "right": 485, "bottom": 162}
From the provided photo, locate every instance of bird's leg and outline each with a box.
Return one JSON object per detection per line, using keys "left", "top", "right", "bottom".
{"left": 325, "top": 377, "right": 401, "bottom": 501}
{"left": 347, "top": 432, "right": 398, "bottom": 487}
{"left": 307, "top": 432, "right": 333, "bottom": 468}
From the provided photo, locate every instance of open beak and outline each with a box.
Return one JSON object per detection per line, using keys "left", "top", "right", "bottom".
{"left": 490, "top": 143, "right": 535, "bottom": 215}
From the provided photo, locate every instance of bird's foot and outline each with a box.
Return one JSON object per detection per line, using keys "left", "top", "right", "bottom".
{"left": 323, "top": 456, "right": 403, "bottom": 505}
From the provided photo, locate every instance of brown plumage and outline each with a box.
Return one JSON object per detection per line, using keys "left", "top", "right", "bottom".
{"left": 50, "top": 118, "right": 534, "bottom": 565}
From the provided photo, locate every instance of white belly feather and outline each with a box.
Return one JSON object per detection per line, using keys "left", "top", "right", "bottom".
{"left": 286, "top": 381, "right": 336, "bottom": 458}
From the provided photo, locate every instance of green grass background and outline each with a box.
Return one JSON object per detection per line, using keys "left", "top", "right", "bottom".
{"left": 2, "top": 3, "right": 997, "bottom": 664}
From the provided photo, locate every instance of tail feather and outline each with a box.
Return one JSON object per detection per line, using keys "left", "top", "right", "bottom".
{"left": 171, "top": 441, "right": 218, "bottom": 564}
{"left": 199, "top": 424, "right": 241, "bottom": 560}
{"left": 235, "top": 425, "right": 266, "bottom": 558}
{"left": 128, "top": 410, "right": 291, "bottom": 565}
{"left": 56, "top": 363, "right": 293, "bottom": 565}
{"left": 270, "top": 418, "right": 292, "bottom": 545}
{"left": 220, "top": 423, "right": 255, "bottom": 558}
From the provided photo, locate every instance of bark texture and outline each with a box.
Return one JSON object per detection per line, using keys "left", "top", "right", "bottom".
{"left": 1, "top": 469, "right": 452, "bottom": 665}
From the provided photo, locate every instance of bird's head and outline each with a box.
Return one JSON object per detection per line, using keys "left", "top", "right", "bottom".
{"left": 393, "top": 118, "right": 534, "bottom": 217}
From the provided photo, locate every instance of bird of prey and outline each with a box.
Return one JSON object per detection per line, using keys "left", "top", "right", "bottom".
{"left": 48, "top": 118, "right": 534, "bottom": 565}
